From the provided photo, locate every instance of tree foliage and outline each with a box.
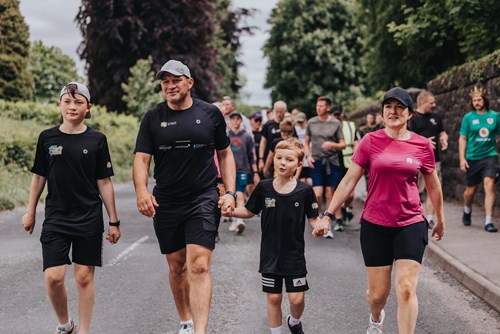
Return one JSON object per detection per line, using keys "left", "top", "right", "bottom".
{"left": 28, "top": 41, "right": 82, "bottom": 103}
{"left": 0, "top": 0, "right": 32, "bottom": 101}
{"left": 263, "top": 0, "right": 363, "bottom": 114}
{"left": 213, "top": 0, "right": 256, "bottom": 98}
{"left": 121, "top": 56, "right": 163, "bottom": 118}
{"left": 76, "top": 0, "right": 219, "bottom": 112}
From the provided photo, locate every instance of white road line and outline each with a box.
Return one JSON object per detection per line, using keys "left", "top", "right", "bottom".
{"left": 106, "top": 235, "right": 149, "bottom": 266}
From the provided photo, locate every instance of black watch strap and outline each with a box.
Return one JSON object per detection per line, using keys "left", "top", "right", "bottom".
{"left": 323, "top": 211, "right": 335, "bottom": 221}
{"left": 109, "top": 220, "right": 120, "bottom": 227}
{"left": 225, "top": 191, "right": 237, "bottom": 201}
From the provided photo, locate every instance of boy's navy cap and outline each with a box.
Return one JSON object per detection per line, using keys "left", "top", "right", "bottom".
{"left": 59, "top": 82, "right": 90, "bottom": 102}
{"left": 229, "top": 111, "right": 242, "bottom": 118}
{"left": 382, "top": 87, "right": 413, "bottom": 111}
{"left": 156, "top": 60, "right": 191, "bottom": 79}
{"left": 250, "top": 111, "right": 262, "bottom": 120}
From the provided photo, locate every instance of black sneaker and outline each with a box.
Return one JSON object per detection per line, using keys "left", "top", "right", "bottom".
{"left": 485, "top": 223, "right": 498, "bottom": 233}
{"left": 287, "top": 315, "right": 304, "bottom": 334}
{"left": 462, "top": 211, "right": 472, "bottom": 226}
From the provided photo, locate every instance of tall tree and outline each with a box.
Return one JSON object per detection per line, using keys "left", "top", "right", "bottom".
{"left": 28, "top": 41, "right": 81, "bottom": 102}
{"left": 263, "top": 0, "right": 363, "bottom": 113}
{"left": 77, "top": 0, "right": 218, "bottom": 112}
{"left": 0, "top": 0, "right": 32, "bottom": 101}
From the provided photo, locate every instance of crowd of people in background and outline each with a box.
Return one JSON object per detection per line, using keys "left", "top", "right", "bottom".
{"left": 21, "top": 57, "right": 498, "bottom": 334}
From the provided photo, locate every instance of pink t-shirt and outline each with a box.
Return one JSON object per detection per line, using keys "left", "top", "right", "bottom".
{"left": 352, "top": 129, "right": 435, "bottom": 227}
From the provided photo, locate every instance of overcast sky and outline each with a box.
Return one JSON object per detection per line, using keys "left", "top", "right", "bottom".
{"left": 19, "top": 0, "right": 277, "bottom": 106}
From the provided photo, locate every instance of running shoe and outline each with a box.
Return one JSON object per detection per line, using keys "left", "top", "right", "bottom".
{"left": 55, "top": 318, "right": 77, "bottom": 334}
{"left": 485, "top": 223, "right": 498, "bottom": 232}
{"left": 286, "top": 315, "right": 304, "bottom": 334}
{"left": 229, "top": 220, "right": 238, "bottom": 231}
{"left": 236, "top": 219, "right": 246, "bottom": 234}
{"left": 323, "top": 230, "right": 334, "bottom": 239}
{"left": 178, "top": 323, "right": 194, "bottom": 334}
{"left": 462, "top": 211, "right": 471, "bottom": 226}
{"left": 367, "top": 309, "right": 385, "bottom": 334}
{"left": 333, "top": 221, "right": 344, "bottom": 231}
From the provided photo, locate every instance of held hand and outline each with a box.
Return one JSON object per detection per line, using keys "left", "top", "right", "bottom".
{"left": 312, "top": 219, "right": 330, "bottom": 237}
{"left": 106, "top": 226, "right": 121, "bottom": 244}
{"left": 136, "top": 190, "right": 159, "bottom": 218}
{"left": 218, "top": 194, "right": 235, "bottom": 216}
{"left": 22, "top": 213, "right": 35, "bottom": 234}
{"left": 431, "top": 222, "right": 445, "bottom": 241}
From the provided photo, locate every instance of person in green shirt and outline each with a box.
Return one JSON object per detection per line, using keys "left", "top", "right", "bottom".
{"left": 459, "top": 86, "right": 500, "bottom": 232}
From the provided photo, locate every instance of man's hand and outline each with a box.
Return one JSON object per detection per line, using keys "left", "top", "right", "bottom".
{"left": 459, "top": 159, "right": 469, "bottom": 172}
{"left": 218, "top": 194, "right": 235, "bottom": 216}
{"left": 136, "top": 189, "right": 159, "bottom": 218}
{"left": 106, "top": 226, "right": 121, "bottom": 244}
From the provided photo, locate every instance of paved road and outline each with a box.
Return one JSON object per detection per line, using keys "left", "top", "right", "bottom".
{"left": 1, "top": 182, "right": 499, "bottom": 333}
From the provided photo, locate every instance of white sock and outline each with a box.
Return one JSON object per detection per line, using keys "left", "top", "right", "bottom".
{"left": 180, "top": 319, "right": 193, "bottom": 326}
{"left": 288, "top": 315, "right": 301, "bottom": 326}
{"left": 270, "top": 325, "right": 282, "bottom": 334}
{"left": 485, "top": 216, "right": 492, "bottom": 225}
{"left": 57, "top": 320, "right": 72, "bottom": 330}
{"left": 426, "top": 214, "right": 434, "bottom": 222}
{"left": 464, "top": 206, "right": 471, "bottom": 214}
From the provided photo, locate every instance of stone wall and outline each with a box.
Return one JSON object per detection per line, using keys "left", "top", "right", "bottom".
{"left": 348, "top": 50, "right": 500, "bottom": 207}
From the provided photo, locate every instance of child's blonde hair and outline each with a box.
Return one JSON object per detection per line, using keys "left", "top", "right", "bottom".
{"left": 275, "top": 137, "right": 305, "bottom": 161}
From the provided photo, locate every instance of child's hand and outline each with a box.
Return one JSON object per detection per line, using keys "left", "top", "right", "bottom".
{"left": 22, "top": 213, "right": 36, "bottom": 234}
{"left": 311, "top": 220, "right": 330, "bottom": 237}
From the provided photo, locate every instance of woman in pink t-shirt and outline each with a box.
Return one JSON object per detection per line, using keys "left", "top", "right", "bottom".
{"left": 321, "top": 87, "right": 445, "bottom": 334}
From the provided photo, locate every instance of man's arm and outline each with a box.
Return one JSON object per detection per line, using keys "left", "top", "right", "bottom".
{"left": 458, "top": 135, "right": 468, "bottom": 172}
{"left": 133, "top": 152, "right": 158, "bottom": 218}
{"left": 258, "top": 136, "right": 267, "bottom": 171}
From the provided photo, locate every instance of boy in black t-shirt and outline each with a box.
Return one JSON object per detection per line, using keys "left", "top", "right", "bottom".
{"left": 226, "top": 138, "right": 328, "bottom": 334}
{"left": 22, "top": 82, "right": 120, "bottom": 334}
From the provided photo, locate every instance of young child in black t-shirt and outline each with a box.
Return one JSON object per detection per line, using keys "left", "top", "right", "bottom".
{"left": 22, "top": 82, "right": 120, "bottom": 334}
{"left": 227, "top": 137, "right": 328, "bottom": 334}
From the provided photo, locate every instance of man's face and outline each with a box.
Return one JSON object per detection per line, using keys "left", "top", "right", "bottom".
{"left": 421, "top": 96, "right": 436, "bottom": 113}
{"left": 222, "top": 100, "right": 235, "bottom": 115}
{"left": 160, "top": 73, "right": 193, "bottom": 105}
{"left": 472, "top": 96, "right": 485, "bottom": 111}
{"left": 274, "top": 106, "right": 286, "bottom": 122}
{"left": 316, "top": 101, "right": 329, "bottom": 116}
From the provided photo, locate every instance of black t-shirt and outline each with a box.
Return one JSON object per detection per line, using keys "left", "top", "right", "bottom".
{"left": 245, "top": 179, "right": 319, "bottom": 275}
{"left": 134, "top": 98, "right": 230, "bottom": 200}
{"left": 409, "top": 112, "right": 445, "bottom": 161}
{"left": 31, "top": 126, "right": 114, "bottom": 235}
{"left": 261, "top": 120, "right": 281, "bottom": 159}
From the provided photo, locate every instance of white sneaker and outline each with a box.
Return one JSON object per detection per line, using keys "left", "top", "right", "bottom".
{"left": 229, "top": 220, "right": 238, "bottom": 231}
{"left": 55, "top": 318, "right": 77, "bottom": 334}
{"left": 323, "top": 230, "right": 334, "bottom": 239}
{"left": 236, "top": 219, "right": 246, "bottom": 234}
{"left": 178, "top": 322, "right": 194, "bottom": 334}
{"left": 367, "top": 309, "right": 385, "bottom": 334}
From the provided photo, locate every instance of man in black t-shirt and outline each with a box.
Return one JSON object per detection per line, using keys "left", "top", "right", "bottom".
{"left": 410, "top": 90, "right": 448, "bottom": 225}
{"left": 133, "top": 60, "right": 236, "bottom": 334}
{"left": 258, "top": 100, "right": 287, "bottom": 175}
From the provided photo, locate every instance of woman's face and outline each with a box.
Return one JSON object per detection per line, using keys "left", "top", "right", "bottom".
{"left": 382, "top": 99, "right": 412, "bottom": 130}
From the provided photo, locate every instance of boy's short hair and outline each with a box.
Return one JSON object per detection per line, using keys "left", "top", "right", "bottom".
{"left": 279, "top": 120, "right": 294, "bottom": 135}
{"left": 275, "top": 138, "right": 305, "bottom": 161}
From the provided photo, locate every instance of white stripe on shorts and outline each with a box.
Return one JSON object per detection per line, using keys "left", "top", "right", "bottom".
{"left": 262, "top": 277, "right": 275, "bottom": 287}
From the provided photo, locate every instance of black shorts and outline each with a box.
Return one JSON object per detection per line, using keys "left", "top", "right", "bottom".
{"left": 360, "top": 219, "right": 428, "bottom": 267}
{"left": 153, "top": 187, "right": 221, "bottom": 254}
{"left": 40, "top": 229, "right": 103, "bottom": 271}
{"left": 261, "top": 273, "right": 309, "bottom": 293}
{"left": 466, "top": 156, "right": 499, "bottom": 186}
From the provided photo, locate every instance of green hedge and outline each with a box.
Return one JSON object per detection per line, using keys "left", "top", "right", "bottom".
{"left": 0, "top": 99, "right": 139, "bottom": 210}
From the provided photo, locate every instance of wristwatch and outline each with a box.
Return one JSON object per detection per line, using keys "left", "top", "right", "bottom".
{"left": 322, "top": 211, "right": 335, "bottom": 221}
{"left": 109, "top": 220, "right": 120, "bottom": 227}
{"left": 225, "top": 191, "right": 237, "bottom": 201}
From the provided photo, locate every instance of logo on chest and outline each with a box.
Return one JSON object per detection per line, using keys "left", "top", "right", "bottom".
{"left": 265, "top": 197, "right": 276, "bottom": 208}
{"left": 48, "top": 145, "right": 63, "bottom": 156}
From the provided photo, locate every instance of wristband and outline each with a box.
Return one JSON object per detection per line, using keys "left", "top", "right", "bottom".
{"left": 322, "top": 211, "right": 335, "bottom": 221}
{"left": 109, "top": 220, "right": 120, "bottom": 227}
{"left": 225, "top": 191, "right": 237, "bottom": 201}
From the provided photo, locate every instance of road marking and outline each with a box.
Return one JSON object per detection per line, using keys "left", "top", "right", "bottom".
{"left": 106, "top": 235, "right": 149, "bottom": 266}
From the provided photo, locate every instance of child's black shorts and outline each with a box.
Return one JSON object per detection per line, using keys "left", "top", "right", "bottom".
{"left": 40, "top": 229, "right": 103, "bottom": 271}
{"left": 261, "top": 273, "right": 309, "bottom": 293}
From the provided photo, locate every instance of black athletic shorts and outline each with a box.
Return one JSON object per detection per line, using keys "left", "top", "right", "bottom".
{"left": 466, "top": 156, "right": 498, "bottom": 186}
{"left": 153, "top": 187, "right": 221, "bottom": 254}
{"left": 261, "top": 273, "right": 309, "bottom": 293}
{"left": 40, "top": 229, "right": 103, "bottom": 271}
{"left": 360, "top": 218, "right": 428, "bottom": 267}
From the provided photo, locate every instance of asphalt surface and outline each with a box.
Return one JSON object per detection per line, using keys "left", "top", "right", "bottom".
{"left": 0, "top": 181, "right": 499, "bottom": 333}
